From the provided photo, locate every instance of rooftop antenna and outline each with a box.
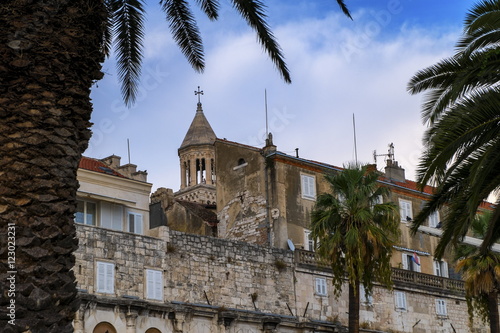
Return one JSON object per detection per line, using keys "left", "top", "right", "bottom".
{"left": 373, "top": 142, "right": 395, "bottom": 164}
{"left": 265, "top": 89, "right": 269, "bottom": 138}
{"left": 353, "top": 113, "right": 358, "bottom": 165}
{"left": 127, "top": 138, "right": 131, "bottom": 164}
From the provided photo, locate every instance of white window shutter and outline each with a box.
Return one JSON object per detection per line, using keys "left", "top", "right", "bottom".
{"left": 105, "top": 263, "right": 114, "bottom": 293}
{"left": 100, "top": 203, "right": 112, "bottom": 229}
{"left": 97, "top": 262, "right": 105, "bottom": 292}
{"left": 442, "top": 261, "right": 449, "bottom": 278}
{"left": 154, "top": 270, "right": 162, "bottom": 300}
{"left": 111, "top": 204, "right": 123, "bottom": 231}
{"left": 402, "top": 253, "right": 408, "bottom": 270}
{"left": 135, "top": 214, "right": 143, "bottom": 235}
{"left": 146, "top": 270, "right": 154, "bottom": 299}
{"left": 434, "top": 261, "right": 441, "bottom": 276}
{"left": 97, "top": 262, "right": 114, "bottom": 293}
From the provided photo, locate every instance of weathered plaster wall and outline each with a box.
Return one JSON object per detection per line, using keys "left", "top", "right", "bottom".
{"left": 215, "top": 141, "right": 269, "bottom": 245}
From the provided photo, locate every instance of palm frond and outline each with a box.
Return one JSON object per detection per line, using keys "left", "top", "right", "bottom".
{"left": 231, "top": 0, "right": 291, "bottom": 83}
{"left": 110, "top": 0, "right": 146, "bottom": 106}
{"left": 195, "top": 0, "right": 219, "bottom": 20}
{"left": 335, "top": 0, "right": 352, "bottom": 20}
{"left": 160, "top": 0, "right": 205, "bottom": 72}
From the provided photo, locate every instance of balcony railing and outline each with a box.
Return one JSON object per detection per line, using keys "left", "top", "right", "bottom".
{"left": 295, "top": 249, "right": 465, "bottom": 293}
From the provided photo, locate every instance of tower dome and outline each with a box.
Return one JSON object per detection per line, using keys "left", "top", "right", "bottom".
{"left": 175, "top": 88, "right": 217, "bottom": 205}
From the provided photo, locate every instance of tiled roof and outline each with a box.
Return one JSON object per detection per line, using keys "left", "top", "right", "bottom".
{"left": 79, "top": 157, "right": 127, "bottom": 178}
{"left": 180, "top": 103, "right": 216, "bottom": 149}
{"left": 177, "top": 200, "right": 218, "bottom": 225}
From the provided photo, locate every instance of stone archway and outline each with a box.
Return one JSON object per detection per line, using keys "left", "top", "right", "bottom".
{"left": 93, "top": 322, "right": 117, "bottom": 333}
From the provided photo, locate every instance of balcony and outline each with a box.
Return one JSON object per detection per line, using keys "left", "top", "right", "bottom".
{"left": 294, "top": 249, "right": 465, "bottom": 294}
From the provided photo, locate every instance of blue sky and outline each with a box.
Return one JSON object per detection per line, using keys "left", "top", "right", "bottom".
{"left": 88, "top": 0, "right": 478, "bottom": 191}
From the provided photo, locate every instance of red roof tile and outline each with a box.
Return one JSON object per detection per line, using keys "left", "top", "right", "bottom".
{"left": 79, "top": 157, "right": 127, "bottom": 178}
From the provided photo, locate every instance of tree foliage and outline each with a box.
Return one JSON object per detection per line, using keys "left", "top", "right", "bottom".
{"left": 454, "top": 212, "right": 500, "bottom": 332}
{"left": 310, "top": 165, "right": 400, "bottom": 332}
{"left": 103, "top": 0, "right": 352, "bottom": 106}
{"left": 408, "top": 0, "right": 500, "bottom": 258}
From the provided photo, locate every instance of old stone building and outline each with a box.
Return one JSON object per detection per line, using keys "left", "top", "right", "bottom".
{"left": 72, "top": 99, "right": 495, "bottom": 332}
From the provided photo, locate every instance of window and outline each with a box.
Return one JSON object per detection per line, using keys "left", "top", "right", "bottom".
{"left": 395, "top": 291, "right": 407, "bottom": 311}
{"left": 96, "top": 261, "right": 114, "bottom": 294}
{"left": 360, "top": 285, "right": 373, "bottom": 305}
{"left": 315, "top": 277, "right": 327, "bottom": 296}
{"left": 301, "top": 174, "right": 316, "bottom": 200}
{"left": 304, "top": 230, "right": 315, "bottom": 252}
{"left": 101, "top": 202, "right": 123, "bottom": 231}
{"left": 436, "top": 299, "right": 447, "bottom": 316}
{"left": 402, "top": 253, "right": 421, "bottom": 272}
{"left": 146, "top": 269, "right": 163, "bottom": 301}
{"left": 429, "top": 211, "right": 440, "bottom": 228}
{"left": 75, "top": 200, "right": 96, "bottom": 225}
{"left": 128, "top": 212, "right": 143, "bottom": 235}
{"left": 399, "top": 199, "right": 413, "bottom": 222}
{"left": 433, "top": 260, "right": 449, "bottom": 278}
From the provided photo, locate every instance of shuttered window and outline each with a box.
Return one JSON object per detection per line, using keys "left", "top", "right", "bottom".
{"left": 395, "top": 291, "right": 407, "bottom": 311}
{"left": 315, "top": 277, "right": 327, "bottom": 296}
{"left": 128, "top": 213, "right": 143, "bottom": 235}
{"left": 399, "top": 199, "right": 413, "bottom": 222}
{"left": 146, "top": 269, "right": 163, "bottom": 301}
{"left": 96, "top": 261, "right": 114, "bottom": 294}
{"left": 100, "top": 202, "right": 123, "bottom": 231}
{"left": 436, "top": 299, "right": 447, "bottom": 316}
{"left": 301, "top": 174, "right": 316, "bottom": 200}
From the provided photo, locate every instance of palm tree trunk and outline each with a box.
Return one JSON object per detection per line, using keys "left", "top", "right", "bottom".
{"left": 488, "top": 290, "right": 500, "bottom": 333}
{"left": 0, "top": 1, "right": 106, "bottom": 332}
{"left": 348, "top": 281, "right": 360, "bottom": 333}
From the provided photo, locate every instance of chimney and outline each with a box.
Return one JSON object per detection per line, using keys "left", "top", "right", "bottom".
{"left": 101, "top": 155, "right": 121, "bottom": 168}
{"left": 384, "top": 159, "right": 405, "bottom": 182}
{"left": 262, "top": 132, "right": 277, "bottom": 155}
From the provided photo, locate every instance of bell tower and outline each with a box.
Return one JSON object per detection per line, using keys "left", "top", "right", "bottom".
{"left": 174, "top": 87, "right": 217, "bottom": 205}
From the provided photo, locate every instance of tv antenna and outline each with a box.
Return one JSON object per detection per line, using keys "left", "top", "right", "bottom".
{"left": 373, "top": 143, "right": 395, "bottom": 164}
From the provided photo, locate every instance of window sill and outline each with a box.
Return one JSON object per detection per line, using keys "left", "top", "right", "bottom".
{"left": 233, "top": 163, "right": 248, "bottom": 171}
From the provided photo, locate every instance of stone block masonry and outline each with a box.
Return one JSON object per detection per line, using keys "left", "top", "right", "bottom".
{"left": 74, "top": 224, "right": 489, "bottom": 333}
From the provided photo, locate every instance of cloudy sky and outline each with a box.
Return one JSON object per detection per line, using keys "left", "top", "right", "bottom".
{"left": 87, "top": 0, "right": 478, "bottom": 191}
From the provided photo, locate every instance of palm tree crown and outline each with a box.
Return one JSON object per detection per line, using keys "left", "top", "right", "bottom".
{"left": 310, "top": 165, "right": 400, "bottom": 333}
{"left": 407, "top": 0, "right": 500, "bottom": 257}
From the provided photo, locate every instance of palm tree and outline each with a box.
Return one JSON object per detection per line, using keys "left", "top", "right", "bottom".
{"left": 0, "top": 1, "right": 351, "bottom": 331}
{"left": 454, "top": 212, "right": 500, "bottom": 333}
{"left": 310, "top": 165, "right": 400, "bottom": 333}
{"left": 407, "top": 0, "right": 500, "bottom": 258}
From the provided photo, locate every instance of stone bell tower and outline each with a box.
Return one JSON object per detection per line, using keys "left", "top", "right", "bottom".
{"left": 174, "top": 87, "right": 217, "bottom": 205}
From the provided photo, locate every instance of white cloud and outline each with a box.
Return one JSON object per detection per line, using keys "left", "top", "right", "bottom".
{"left": 88, "top": 3, "right": 466, "bottom": 191}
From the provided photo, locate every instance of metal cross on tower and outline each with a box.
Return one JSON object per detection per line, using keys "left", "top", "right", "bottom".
{"left": 195, "top": 86, "right": 204, "bottom": 103}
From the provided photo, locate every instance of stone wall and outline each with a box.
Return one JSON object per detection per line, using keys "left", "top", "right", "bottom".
{"left": 74, "top": 225, "right": 490, "bottom": 333}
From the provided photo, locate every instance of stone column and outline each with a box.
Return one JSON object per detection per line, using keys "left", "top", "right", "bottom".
{"left": 190, "top": 158, "right": 197, "bottom": 186}
{"left": 126, "top": 310, "right": 138, "bottom": 333}
{"left": 180, "top": 159, "right": 186, "bottom": 189}
{"left": 206, "top": 157, "right": 212, "bottom": 185}
{"left": 73, "top": 305, "right": 85, "bottom": 333}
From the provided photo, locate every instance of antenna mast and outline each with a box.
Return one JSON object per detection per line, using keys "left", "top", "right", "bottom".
{"left": 265, "top": 89, "right": 269, "bottom": 138}
{"left": 127, "top": 138, "right": 131, "bottom": 164}
{"left": 353, "top": 113, "right": 358, "bottom": 165}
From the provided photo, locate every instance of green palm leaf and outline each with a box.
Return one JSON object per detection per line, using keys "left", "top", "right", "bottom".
{"left": 110, "top": 0, "right": 146, "bottom": 106}
{"left": 231, "top": 0, "right": 291, "bottom": 83}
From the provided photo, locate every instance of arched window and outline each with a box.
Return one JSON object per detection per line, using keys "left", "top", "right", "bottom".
{"left": 93, "top": 322, "right": 117, "bottom": 333}
{"left": 237, "top": 158, "right": 246, "bottom": 166}
{"left": 145, "top": 328, "right": 162, "bottom": 333}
